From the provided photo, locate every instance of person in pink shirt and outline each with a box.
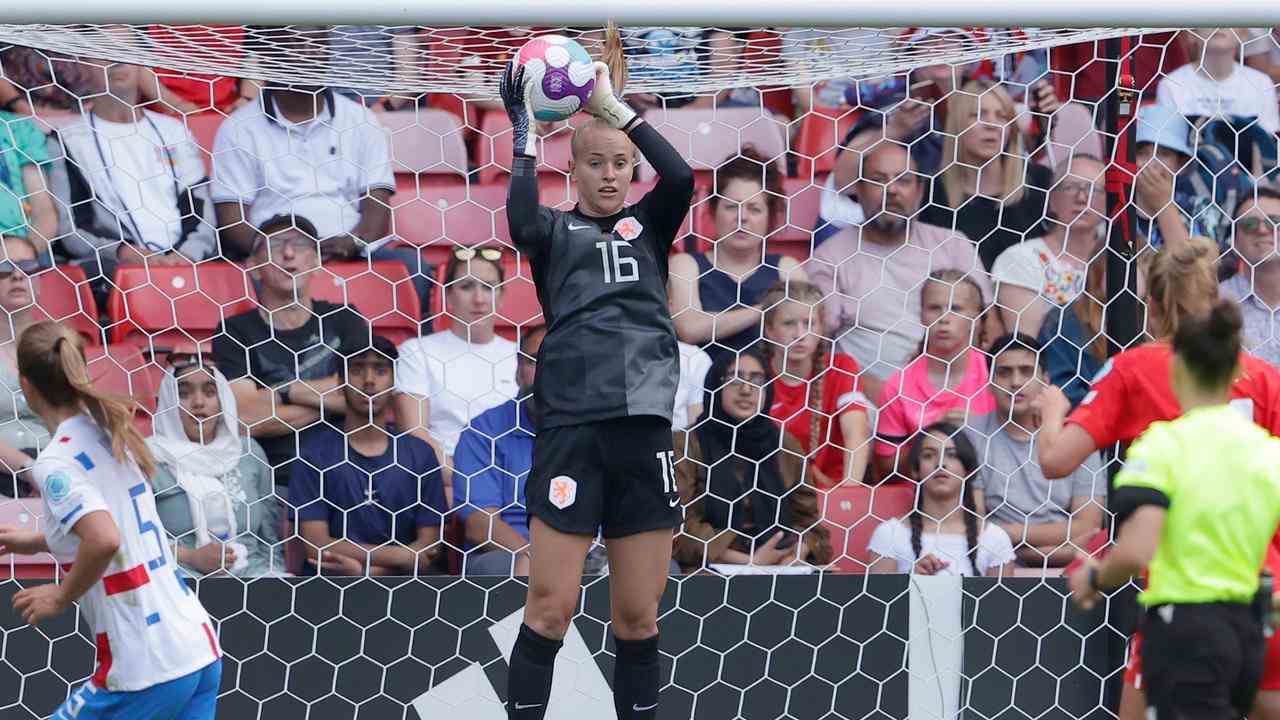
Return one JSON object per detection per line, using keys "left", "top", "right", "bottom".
{"left": 808, "top": 140, "right": 991, "bottom": 405}
{"left": 874, "top": 270, "right": 997, "bottom": 481}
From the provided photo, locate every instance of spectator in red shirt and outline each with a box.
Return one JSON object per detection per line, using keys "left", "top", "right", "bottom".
{"left": 758, "top": 280, "right": 870, "bottom": 488}
{"left": 1035, "top": 235, "right": 1280, "bottom": 720}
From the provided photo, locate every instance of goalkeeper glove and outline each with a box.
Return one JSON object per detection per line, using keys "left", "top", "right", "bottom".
{"left": 500, "top": 61, "right": 536, "bottom": 158}
{"left": 585, "top": 61, "right": 637, "bottom": 131}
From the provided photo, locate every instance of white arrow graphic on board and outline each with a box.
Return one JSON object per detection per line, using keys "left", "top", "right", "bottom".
{"left": 411, "top": 607, "right": 617, "bottom": 719}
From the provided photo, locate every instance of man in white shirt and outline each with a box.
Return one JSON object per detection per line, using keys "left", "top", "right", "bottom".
{"left": 211, "top": 27, "right": 429, "bottom": 309}
{"left": 1157, "top": 28, "right": 1280, "bottom": 134}
{"left": 52, "top": 57, "right": 217, "bottom": 305}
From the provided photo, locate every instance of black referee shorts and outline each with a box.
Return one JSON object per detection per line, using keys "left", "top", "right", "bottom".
{"left": 1142, "top": 602, "right": 1266, "bottom": 720}
{"left": 526, "top": 415, "right": 682, "bottom": 539}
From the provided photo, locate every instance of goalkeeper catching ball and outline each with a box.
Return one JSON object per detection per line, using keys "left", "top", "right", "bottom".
{"left": 499, "top": 35, "right": 694, "bottom": 720}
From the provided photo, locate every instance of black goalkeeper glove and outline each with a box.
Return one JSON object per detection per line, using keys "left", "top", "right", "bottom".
{"left": 500, "top": 61, "right": 536, "bottom": 158}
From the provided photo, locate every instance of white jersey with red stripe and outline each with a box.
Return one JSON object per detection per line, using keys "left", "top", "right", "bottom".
{"left": 34, "top": 414, "right": 219, "bottom": 692}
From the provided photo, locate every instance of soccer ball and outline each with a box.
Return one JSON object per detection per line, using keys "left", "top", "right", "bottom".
{"left": 515, "top": 35, "right": 596, "bottom": 122}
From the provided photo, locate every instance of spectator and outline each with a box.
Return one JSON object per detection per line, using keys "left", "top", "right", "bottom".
{"left": 1220, "top": 186, "right": 1280, "bottom": 367}
{"left": 810, "top": 140, "right": 991, "bottom": 401}
{"left": 875, "top": 270, "right": 997, "bottom": 481}
{"left": 1242, "top": 28, "right": 1280, "bottom": 84}
{"left": 212, "top": 215, "right": 370, "bottom": 493}
{"left": 0, "top": 111, "right": 55, "bottom": 258}
{"left": 210, "top": 27, "right": 430, "bottom": 308}
{"left": 921, "top": 80, "right": 1053, "bottom": 270}
{"left": 992, "top": 154, "right": 1107, "bottom": 337}
{"left": 672, "top": 348, "right": 831, "bottom": 571}
{"left": 967, "top": 334, "right": 1104, "bottom": 568}
{"left": 452, "top": 327, "right": 543, "bottom": 576}
{"left": 52, "top": 57, "right": 217, "bottom": 307}
{"left": 674, "top": 340, "right": 713, "bottom": 432}
{"left": 0, "top": 238, "right": 46, "bottom": 496}
{"left": 395, "top": 247, "right": 518, "bottom": 476}
{"left": 1157, "top": 28, "right": 1279, "bottom": 134}
{"left": 1131, "top": 103, "right": 1217, "bottom": 253}
{"left": 620, "top": 27, "right": 744, "bottom": 110}
{"left": 1034, "top": 264, "right": 1109, "bottom": 409}
{"left": 758, "top": 280, "right": 870, "bottom": 487}
{"left": 780, "top": 28, "right": 879, "bottom": 112}
{"left": 1049, "top": 32, "right": 1187, "bottom": 104}
{"left": 148, "top": 358, "right": 282, "bottom": 577}
{"left": 290, "top": 336, "right": 447, "bottom": 576}
{"left": 868, "top": 422, "right": 1016, "bottom": 577}
{"left": 669, "top": 148, "right": 805, "bottom": 362}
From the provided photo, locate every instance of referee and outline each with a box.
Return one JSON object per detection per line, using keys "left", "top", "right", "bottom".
{"left": 1070, "top": 300, "right": 1280, "bottom": 720}
{"left": 499, "top": 43, "right": 695, "bottom": 720}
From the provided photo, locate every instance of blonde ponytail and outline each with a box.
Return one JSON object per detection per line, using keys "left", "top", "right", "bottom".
{"left": 1146, "top": 236, "right": 1219, "bottom": 341}
{"left": 604, "top": 22, "right": 628, "bottom": 96}
{"left": 18, "top": 321, "right": 156, "bottom": 478}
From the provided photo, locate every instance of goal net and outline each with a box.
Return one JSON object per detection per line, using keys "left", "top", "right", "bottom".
{"left": 0, "top": 20, "right": 1264, "bottom": 720}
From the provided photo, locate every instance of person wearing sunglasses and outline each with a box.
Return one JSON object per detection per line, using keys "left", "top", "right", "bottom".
{"left": 1220, "top": 185, "right": 1280, "bottom": 367}
{"left": 395, "top": 245, "right": 516, "bottom": 498}
{"left": 0, "top": 237, "right": 45, "bottom": 497}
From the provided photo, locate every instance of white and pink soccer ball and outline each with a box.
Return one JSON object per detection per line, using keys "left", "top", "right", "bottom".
{"left": 514, "top": 35, "right": 596, "bottom": 122}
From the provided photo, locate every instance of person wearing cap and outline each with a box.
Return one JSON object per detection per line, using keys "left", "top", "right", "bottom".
{"left": 211, "top": 214, "right": 370, "bottom": 498}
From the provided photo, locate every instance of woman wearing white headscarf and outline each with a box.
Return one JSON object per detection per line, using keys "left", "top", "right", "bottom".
{"left": 147, "top": 359, "right": 282, "bottom": 577}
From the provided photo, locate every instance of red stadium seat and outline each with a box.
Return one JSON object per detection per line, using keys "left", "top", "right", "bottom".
{"left": 185, "top": 111, "right": 225, "bottom": 175}
{"left": 310, "top": 261, "right": 422, "bottom": 346}
{"left": 821, "top": 483, "right": 915, "bottom": 573}
{"left": 638, "top": 107, "right": 787, "bottom": 182}
{"left": 33, "top": 263, "right": 101, "bottom": 345}
{"left": 0, "top": 498, "right": 59, "bottom": 577}
{"left": 432, "top": 257, "right": 542, "bottom": 341}
{"left": 391, "top": 180, "right": 512, "bottom": 266}
{"left": 84, "top": 342, "right": 163, "bottom": 429}
{"left": 475, "top": 111, "right": 583, "bottom": 184}
{"left": 791, "top": 107, "right": 862, "bottom": 181}
{"left": 375, "top": 108, "right": 469, "bottom": 178}
{"left": 106, "top": 262, "right": 256, "bottom": 348}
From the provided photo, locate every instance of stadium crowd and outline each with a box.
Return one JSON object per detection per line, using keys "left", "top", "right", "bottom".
{"left": 0, "top": 25, "right": 1277, "bottom": 579}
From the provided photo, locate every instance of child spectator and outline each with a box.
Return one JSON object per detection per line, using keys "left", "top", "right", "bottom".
{"left": 0, "top": 238, "right": 46, "bottom": 496}
{"left": 921, "top": 79, "right": 1053, "bottom": 270}
{"left": 1158, "top": 28, "right": 1279, "bottom": 134}
{"left": 1220, "top": 186, "right": 1280, "bottom": 368}
{"left": 290, "top": 336, "right": 447, "bottom": 576}
{"left": 868, "top": 422, "right": 1015, "bottom": 577}
{"left": 0, "top": 111, "right": 55, "bottom": 258}
{"left": 758, "top": 280, "right": 870, "bottom": 487}
{"left": 669, "top": 148, "right": 804, "bottom": 363}
{"left": 810, "top": 140, "right": 989, "bottom": 402}
{"left": 395, "top": 247, "right": 518, "bottom": 479}
{"left": 992, "top": 154, "right": 1107, "bottom": 337}
{"left": 673, "top": 348, "right": 831, "bottom": 572}
{"left": 148, "top": 359, "right": 282, "bottom": 578}
{"left": 875, "top": 270, "right": 997, "bottom": 481}
{"left": 967, "top": 334, "right": 1104, "bottom": 568}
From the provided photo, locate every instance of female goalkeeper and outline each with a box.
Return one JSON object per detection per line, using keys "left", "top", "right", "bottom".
{"left": 1069, "top": 300, "right": 1280, "bottom": 720}
{"left": 499, "top": 46, "right": 695, "bottom": 720}
{"left": 1037, "top": 236, "right": 1280, "bottom": 720}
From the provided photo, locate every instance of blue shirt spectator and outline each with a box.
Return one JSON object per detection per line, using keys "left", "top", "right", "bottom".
{"left": 451, "top": 327, "right": 543, "bottom": 576}
{"left": 289, "top": 336, "right": 447, "bottom": 575}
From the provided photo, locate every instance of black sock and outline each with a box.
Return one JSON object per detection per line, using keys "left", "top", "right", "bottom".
{"left": 507, "top": 623, "right": 562, "bottom": 720}
{"left": 613, "top": 634, "right": 660, "bottom": 720}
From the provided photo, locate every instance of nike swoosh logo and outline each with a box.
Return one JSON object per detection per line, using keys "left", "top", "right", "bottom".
{"left": 633, "top": 702, "right": 659, "bottom": 711}
{"left": 567, "top": 222, "right": 592, "bottom": 230}
{"left": 513, "top": 702, "right": 543, "bottom": 710}
{"left": 668, "top": 497, "right": 680, "bottom": 508}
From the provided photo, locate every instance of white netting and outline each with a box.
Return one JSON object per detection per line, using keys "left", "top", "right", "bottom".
{"left": 0, "top": 21, "right": 1274, "bottom": 720}
{"left": 0, "top": 25, "right": 1147, "bottom": 96}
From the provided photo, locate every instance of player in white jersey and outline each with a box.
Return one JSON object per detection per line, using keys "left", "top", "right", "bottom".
{"left": 0, "top": 321, "right": 221, "bottom": 719}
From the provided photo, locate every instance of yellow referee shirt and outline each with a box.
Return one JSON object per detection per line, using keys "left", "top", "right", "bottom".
{"left": 1114, "top": 405, "right": 1280, "bottom": 607}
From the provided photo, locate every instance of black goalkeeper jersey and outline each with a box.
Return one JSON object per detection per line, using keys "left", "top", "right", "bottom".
{"left": 507, "top": 122, "right": 694, "bottom": 430}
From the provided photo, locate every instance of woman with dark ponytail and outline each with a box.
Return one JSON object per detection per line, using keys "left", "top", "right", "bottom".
{"left": 0, "top": 321, "right": 221, "bottom": 718}
{"left": 868, "top": 422, "right": 1015, "bottom": 577}
{"left": 1070, "top": 300, "right": 1280, "bottom": 720}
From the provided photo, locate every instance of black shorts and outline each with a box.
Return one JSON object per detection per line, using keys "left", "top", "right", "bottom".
{"left": 526, "top": 415, "right": 682, "bottom": 539}
{"left": 1142, "top": 602, "right": 1266, "bottom": 720}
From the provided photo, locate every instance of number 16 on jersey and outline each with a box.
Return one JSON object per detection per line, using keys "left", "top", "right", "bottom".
{"left": 596, "top": 240, "right": 638, "bottom": 284}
